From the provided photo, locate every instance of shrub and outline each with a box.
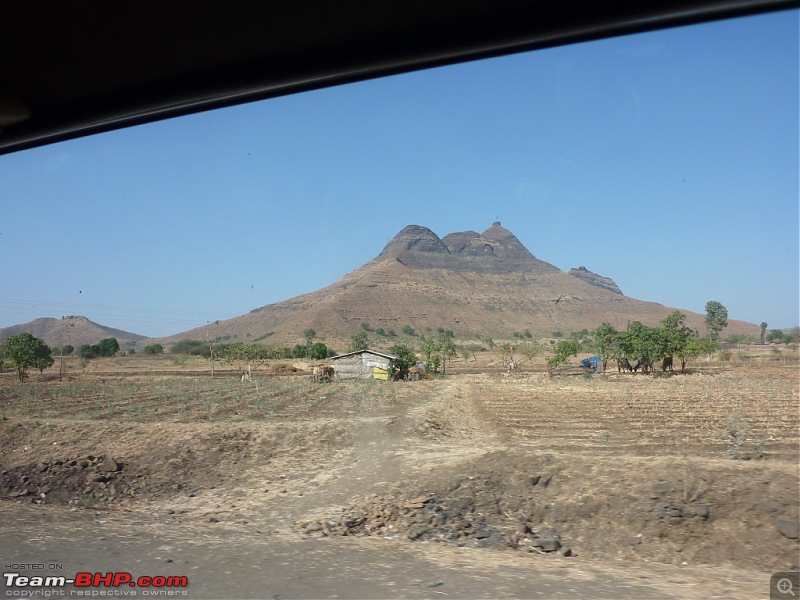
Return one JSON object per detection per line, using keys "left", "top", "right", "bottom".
{"left": 143, "top": 344, "right": 164, "bottom": 355}
{"left": 170, "top": 339, "right": 211, "bottom": 356}
{"left": 309, "top": 342, "right": 330, "bottom": 360}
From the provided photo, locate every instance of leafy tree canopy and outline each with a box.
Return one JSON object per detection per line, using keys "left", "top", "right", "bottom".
{"left": 348, "top": 331, "right": 369, "bottom": 353}
{"left": 547, "top": 339, "right": 579, "bottom": 371}
{"left": 705, "top": 300, "right": 729, "bottom": 340}
{"left": 388, "top": 344, "right": 417, "bottom": 370}
{"left": 3, "top": 333, "right": 53, "bottom": 381}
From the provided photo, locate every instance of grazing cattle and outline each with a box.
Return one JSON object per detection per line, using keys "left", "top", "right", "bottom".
{"left": 397, "top": 366, "right": 433, "bottom": 381}
{"left": 312, "top": 365, "right": 335, "bottom": 383}
{"left": 633, "top": 359, "right": 654, "bottom": 373}
{"left": 661, "top": 356, "right": 674, "bottom": 372}
{"left": 617, "top": 358, "right": 633, "bottom": 372}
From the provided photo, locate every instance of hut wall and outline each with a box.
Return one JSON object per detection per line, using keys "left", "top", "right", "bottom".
{"left": 333, "top": 352, "right": 395, "bottom": 380}
{"left": 333, "top": 354, "right": 372, "bottom": 380}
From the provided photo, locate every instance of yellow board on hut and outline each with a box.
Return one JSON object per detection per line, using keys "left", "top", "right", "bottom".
{"left": 372, "top": 367, "right": 390, "bottom": 380}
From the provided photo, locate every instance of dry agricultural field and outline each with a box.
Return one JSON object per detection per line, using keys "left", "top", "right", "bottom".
{"left": 1, "top": 354, "right": 798, "bottom": 599}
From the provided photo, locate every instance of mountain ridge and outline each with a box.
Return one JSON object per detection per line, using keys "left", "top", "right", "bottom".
{"left": 0, "top": 316, "right": 146, "bottom": 349}
{"left": 154, "top": 222, "right": 758, "bottom": 346}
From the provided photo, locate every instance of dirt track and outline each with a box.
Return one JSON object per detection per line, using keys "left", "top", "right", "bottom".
{"left": 1, "top": 363, "right": 798, "bottom": 599}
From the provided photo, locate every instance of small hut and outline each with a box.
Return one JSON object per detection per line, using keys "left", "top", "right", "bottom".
{"left": 331, "top": 349, "right": 398, "bottom": 380}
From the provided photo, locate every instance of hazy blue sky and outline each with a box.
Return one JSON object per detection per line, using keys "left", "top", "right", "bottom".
{"left": 1, "top": 10, "right": 798, "bottom": 337}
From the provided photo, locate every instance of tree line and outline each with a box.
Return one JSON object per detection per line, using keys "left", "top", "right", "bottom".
{"left": 593, "top": 311, "right": 719, "bottom": 373}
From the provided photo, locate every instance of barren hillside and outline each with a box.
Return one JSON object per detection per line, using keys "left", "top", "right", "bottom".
{"left": 157, "top": 222, "right": 758, "bottom": 347}
{"left": 0, "top": 315, "right": 146, "bottom": 349}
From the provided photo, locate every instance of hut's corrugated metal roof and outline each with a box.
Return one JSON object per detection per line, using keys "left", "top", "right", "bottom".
{"left": 331, "top": 349, "right": 398, "bottom": 361}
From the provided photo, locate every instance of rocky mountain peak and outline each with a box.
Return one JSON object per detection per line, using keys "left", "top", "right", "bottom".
{"left": 567, "top": 266, "right": 623, "bottom": 295}
{"left": 480, "top": 222, "right": 536, "bottom": 260}
{"left": 377, "top": 223, "right": 559, "bottom": 274}
{"left": 378, "top": 225, "right": 449, "bottom": 258}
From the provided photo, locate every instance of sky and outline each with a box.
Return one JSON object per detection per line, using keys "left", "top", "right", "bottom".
{"left": 1, "top": 10, "right": 798, "bottom": 338}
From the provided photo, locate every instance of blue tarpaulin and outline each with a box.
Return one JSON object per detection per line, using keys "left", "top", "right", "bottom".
{"left": 581, "top": 356, "right": 602, "bottom": 368}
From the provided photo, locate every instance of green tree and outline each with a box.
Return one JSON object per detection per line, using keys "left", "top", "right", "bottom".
{"left": 518, "top": 341, "right": 543, "bottom": 365}
{"left": 660, "top": 311, "right": 696, "bottom": 372}
{"left": 171, "top": 339, "right": 211, "bottom": 356}
{"left": 624, "top": 321, "right": 666, "bottom": 371}
{"left": 2, "top": 333, "right": 53, "bottom": 381}
{"left": 96, "top": 338, "right": 120, "bottom": 357}
{"left": 704, "top": 300, "right": 729, "bottom": 341}
{"left": 592, "top": 322, "right": 619, "bottom": 370}
{"left": 437, "top": 332, "right": 457, "bottom": 374}
{"left": 679, "top": 336, "right": 718, "bottom": 370}
{"left": 388, "top": 344, "right": 417, "bottom": 370}
{"left": 420, "top": 338, "right": 437, "bottom": 361}
{"left": 402, "top": 325, "right": 416, "bottom": 336}
{"left": 78, "top": 344, "right": 96, "bottom": 359}
{"left": 759, "top": 322, "right": 768, "bottom": 345}
{"left": 143, "top": 343, "right": 164, "bottom": 355}
{"left": 348, "top": 331, "right": 369, "bottom": 353}
{"left": 767, "top": 329, "right": 785, "bottom": 343}
{"left": 309, "top": 342, "right": 330, "bottom": 360}
{"left": 547, "top": 340, "right": 578, "bottom": 374}
{"left": 302, "top": 328, "right": 317, "bottom": 358}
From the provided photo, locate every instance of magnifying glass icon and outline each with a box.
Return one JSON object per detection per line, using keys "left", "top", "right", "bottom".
{"left": 778, "top": 578, "right": 796, "bottom": 596}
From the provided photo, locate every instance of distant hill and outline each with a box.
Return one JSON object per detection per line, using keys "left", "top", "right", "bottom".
{"left": 0, "top": 316, "right": 146, "bottom": 349}
{"left": 156, "top": 222, "right": 759, "bottom": 348}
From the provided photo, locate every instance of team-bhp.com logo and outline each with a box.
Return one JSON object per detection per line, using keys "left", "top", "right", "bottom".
{"left": 4, "top": 572, "right": 188, "bottom": 596}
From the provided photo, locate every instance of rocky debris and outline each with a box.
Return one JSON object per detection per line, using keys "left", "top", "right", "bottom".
{"left": 527, "top": 474, "right": 552, "bottom": 487}
{"left": 1, "top": 455, "right": 135, "bottom": 506}
{"left": 295, "top": 470, "right": 571, "bottom": 556}
{"left": 531, "top": 528, "right": 562, "bottom": 552}
{"left": 775, "top": 518, "right": 800, "bottom": 539}
{"left": 567, "top": 266, "right": 623, "bottom": 295}
{"left": 654, "top": 502, "right": 685, "bottom": 524}
{"left": 294, "top": 491, "right": 513, "bottom": 549}
{"left": 685, "top": 505, "right": 710, "bottom": 521}
{"left": 652, "top": 501, "right": 711, "bottom": 524}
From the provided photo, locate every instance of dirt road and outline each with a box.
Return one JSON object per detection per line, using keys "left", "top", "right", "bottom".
{"left": 0, "top": 499, "right": 772, "bottom": 599}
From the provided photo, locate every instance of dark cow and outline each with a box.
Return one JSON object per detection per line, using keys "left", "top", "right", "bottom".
{"left": 617, "top": 358, "right": 633, "bottom": 373}
{"left": 633, "top": 359, "right": 653, "bottom": 373}
{"left": 661, "top": 356, "right": 674, "bottom": 372}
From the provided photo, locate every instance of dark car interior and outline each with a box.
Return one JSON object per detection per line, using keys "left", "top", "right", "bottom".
{"left": 0, "top": 0, "right": 794, "bottom": 155}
